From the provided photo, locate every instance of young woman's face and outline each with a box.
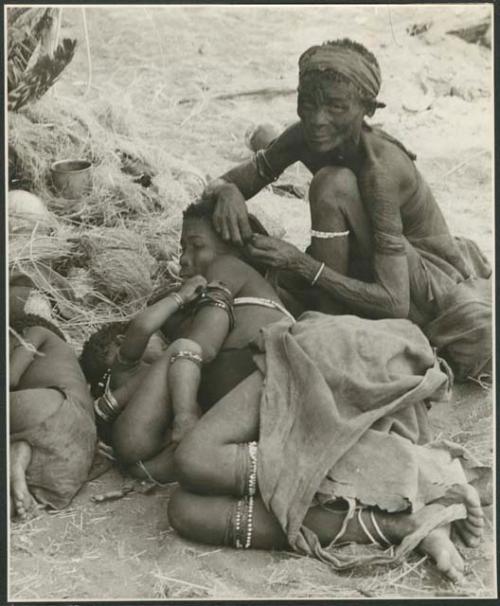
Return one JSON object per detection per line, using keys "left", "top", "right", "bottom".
{"left": 298, "top": 78, "right": 366, "bottom": 153}
{"left": 179, "top": 217, "right": 230, "bottom": 278}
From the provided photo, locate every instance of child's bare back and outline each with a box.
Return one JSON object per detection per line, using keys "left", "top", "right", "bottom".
{"left": 10, "top": 315, "right": 96, "bottom": 518}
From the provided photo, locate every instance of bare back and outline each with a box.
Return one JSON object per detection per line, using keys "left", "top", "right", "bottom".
{"left": 13, "top": 326, "right": 93, "bottom": 410}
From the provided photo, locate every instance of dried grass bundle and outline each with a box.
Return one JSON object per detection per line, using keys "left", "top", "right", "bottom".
{"left": 80, "top": 226, "right": 157, "bottom": 303}
{"left": 8, "top": 95, "right": 198, "bottom": 223}
{"left": 9, "top": 223, "right": 75, "bottom": 268}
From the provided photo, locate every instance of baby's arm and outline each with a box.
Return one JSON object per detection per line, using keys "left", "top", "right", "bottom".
{"left": 9, "top": 327, "right": 46, "bottom": 389}
{"left": 118, "top": 275, "right": 207, "bottom": 365}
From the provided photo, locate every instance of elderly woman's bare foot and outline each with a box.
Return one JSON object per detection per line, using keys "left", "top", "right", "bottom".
{"left": 367, "top": 485, "right": 483, "bottom": 584}
{"left": 418, "top": 524, "right": 465, "bottom": 584}
{"left": 10, "top": 441, "right": 35, "bottom": 520}
{"left": 440, "top": 483, "right": 484, "bottom": 548}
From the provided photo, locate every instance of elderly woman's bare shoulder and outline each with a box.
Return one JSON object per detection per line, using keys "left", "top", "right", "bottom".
{"left": 360, "top": 127, "right": 417, "bottom": 191}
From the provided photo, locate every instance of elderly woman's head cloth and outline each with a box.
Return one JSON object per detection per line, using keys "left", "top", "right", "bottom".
{"left": 299, "top": 38, "right": 385, "bottom": 113}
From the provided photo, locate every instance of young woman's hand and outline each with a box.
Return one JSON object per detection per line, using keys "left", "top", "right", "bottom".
{"left": 178, "top": 275, "right": 207, "bottom": 305}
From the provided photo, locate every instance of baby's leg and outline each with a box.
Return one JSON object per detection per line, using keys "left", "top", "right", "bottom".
{"left": 174, "top": 371, "right": 262, "bottom": 495}
{"left": 10, "top": 388, "right": 64, "bottom": 433}
{"left": 112, "top": 353, "right": 173, "bottom": 465}
{"left": 10, "top": 441, "right": 36, "bottom": 520}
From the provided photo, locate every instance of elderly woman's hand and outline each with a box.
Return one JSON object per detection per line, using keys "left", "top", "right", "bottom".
{"left": 246, "top": 234, "right": 304, "bottom": 270}
{"left": 204, "top": 179, "right": 252, "bottom": 245}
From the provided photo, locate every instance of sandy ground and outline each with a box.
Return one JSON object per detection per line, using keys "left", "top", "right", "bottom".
{"left": 8, "top": 4, "right": 495, "bottom": 600}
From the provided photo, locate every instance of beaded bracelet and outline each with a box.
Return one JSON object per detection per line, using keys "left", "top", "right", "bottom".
{"left": 169, "top": 350, "right": 203, "bottom": 368}
{"left": 170, "top": 292, "right": 184, "bottom": 309}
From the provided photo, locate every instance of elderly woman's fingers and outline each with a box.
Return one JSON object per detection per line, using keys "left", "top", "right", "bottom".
{"left": 249, "top": 234, "right": 275, "bottom": 249}
{"left": 228, "top": 212, "right": 244, "bottom": 246}
{"left": 214, "top": 210, "right": 231, "bottom": 241}
{"left": 246, "top": 243, "right": 278, "bottom": 264}
{"left": 238, "top": 215, "right": 253, "bottom": 243}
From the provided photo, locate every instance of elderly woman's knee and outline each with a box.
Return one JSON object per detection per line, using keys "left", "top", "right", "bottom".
{"left": 309, "top": 167, "right": 359, "bottom": 209}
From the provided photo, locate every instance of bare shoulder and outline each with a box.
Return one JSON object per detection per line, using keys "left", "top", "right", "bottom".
{"left": 361, "top": 128, "right": 417, "bottom": 193}
{"left": 205, "top": 255, "right": 253, "bottom": 295}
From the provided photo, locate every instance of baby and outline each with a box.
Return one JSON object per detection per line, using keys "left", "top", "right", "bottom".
{"left": 9, "top": 313, "right": 96, "bottom": 519}
{"left": 79, "top": 275, "right": 206, "bottom": 447}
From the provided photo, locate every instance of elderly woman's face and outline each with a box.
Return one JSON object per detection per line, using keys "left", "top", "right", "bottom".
{"left": 298, "top": 78, "right": 366, "bottom": 153}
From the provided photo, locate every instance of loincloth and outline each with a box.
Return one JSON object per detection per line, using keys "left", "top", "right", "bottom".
{"left": 11, "top": 389, "right": 97, "bottom": 509}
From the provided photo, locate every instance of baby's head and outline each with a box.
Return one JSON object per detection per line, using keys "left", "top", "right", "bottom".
{"left": 180, "top": 198, "right": 269, "bottom": 278}
{"left": 80, "top": 321, "right": 129, "bottom": 397}
{"left": 79, "top": 311, "right": 188, "bottom": 398}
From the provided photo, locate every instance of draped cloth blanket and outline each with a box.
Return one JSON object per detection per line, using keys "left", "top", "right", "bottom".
{"left": 252, "top": 312, "right": 488, "bottom": 569}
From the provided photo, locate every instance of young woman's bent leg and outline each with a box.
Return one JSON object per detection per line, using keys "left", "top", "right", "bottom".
{"left": 174, "top": 371, "right": 262, "bottom": 495}
{"left": 168, "top": 487, "right": 479, "bottom": 583}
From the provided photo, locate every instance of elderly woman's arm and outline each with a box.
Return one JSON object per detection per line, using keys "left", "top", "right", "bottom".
{"left": 247, "top": 137, "right": 413, "bottom": 319}
{"left": 205, "top": 123, "right": 303, "bottom": 244}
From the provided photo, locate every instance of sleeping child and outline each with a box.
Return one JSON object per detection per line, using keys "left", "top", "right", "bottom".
{"left": 9, "top": 313, "right": 97, "bottom": 519}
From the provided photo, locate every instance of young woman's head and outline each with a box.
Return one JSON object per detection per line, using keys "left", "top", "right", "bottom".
{"left": 181, "top": 198, "right": 269, "bottom": 278}
{"left": 180, "top": 199, "right": 234, "bottom": 279}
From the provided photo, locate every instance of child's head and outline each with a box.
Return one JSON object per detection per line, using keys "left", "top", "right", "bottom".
{"left": 79, "top": 321, "right": 129, "bottom": 397}
{"left": 9, "top": 313, "right": 66, "bottom": 352}
{"left": 180, "top": 198, "right": 269, "bottom": 278}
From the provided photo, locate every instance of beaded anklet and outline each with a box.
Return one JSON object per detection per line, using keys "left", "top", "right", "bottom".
{"left": 234, "top": 441, "right": 258, "bottom": 550}
{"left": 169, "top": 350, "right": 203, "bottom": 368}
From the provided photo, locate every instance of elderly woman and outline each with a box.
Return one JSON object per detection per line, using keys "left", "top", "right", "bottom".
{"left": 204, "top": 38, "right": 492, "bottom": 383}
